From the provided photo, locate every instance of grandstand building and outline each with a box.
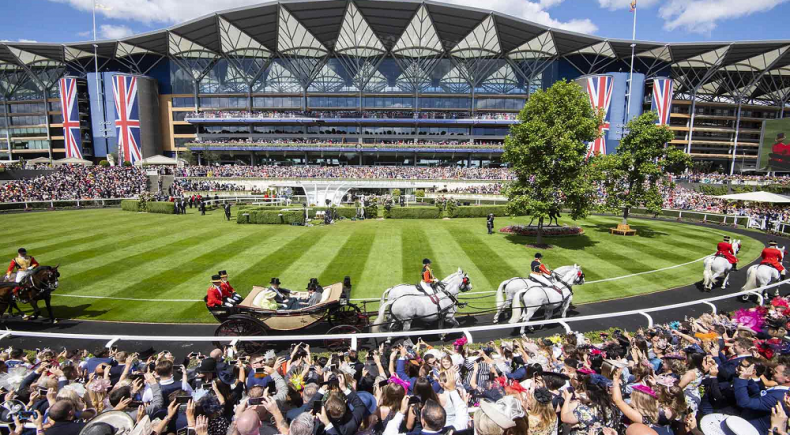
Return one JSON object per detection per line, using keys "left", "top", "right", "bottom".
{"left": 0, "top": 0, "right": 788, "bottom": 169}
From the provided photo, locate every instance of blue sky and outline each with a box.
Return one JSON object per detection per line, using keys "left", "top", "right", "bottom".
{"left": 1, "top": 0, "right": 789, "bottom": 45}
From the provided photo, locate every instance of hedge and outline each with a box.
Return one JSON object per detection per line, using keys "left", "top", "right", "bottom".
{"left": 388, "top": 207, "right": 441, "bottom": 219}
{"left": 121, "top": 200, "right": 140, "bottom": 212}
{"left": 364, "top": 204, "right": 379, "bottom": 219}
{"left": 238, "top": 210, "right": 305, "bottom": 225}
{"left": 450, "top": 205, "right": 510, "bottom": 218}
{"left": 148, "top": 202, "right": 176, "bottom": 214}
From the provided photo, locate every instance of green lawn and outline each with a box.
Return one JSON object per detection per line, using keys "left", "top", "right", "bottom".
{"left": 0, "top": 207, "right": 763, "bottom": 323}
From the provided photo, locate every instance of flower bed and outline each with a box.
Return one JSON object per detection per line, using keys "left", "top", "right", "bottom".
{"left": 499, "top": 224, "right": 585, "bottom": 237}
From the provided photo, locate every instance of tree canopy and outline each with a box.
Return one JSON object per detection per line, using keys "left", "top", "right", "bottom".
{"left": 503, "top": 80, "right": 601, "bottom": 245}
{"left": 595, "top": 111, "right": 691, "bottom": 224}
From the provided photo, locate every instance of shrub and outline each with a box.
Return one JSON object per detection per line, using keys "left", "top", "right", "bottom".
{"left": 148, "top": 201, "right": 176, "bottom": 214}
{"left": 388, "top": 207, "right": 441, "bottom": 219}
{"left": 237, "top": 212, "right": 251, "bottom": 224}
{"left": 415, "top": 190, "right": 425, "bottom": 198}
{"left": 392, "top": 188, "right": 401, "bottom": 197}
{"left": 121, "top": 200, "right": 140, "bottom": 212}
{"left": 450, "top": 205, "right": 510, "bottom": 218}
{"left": 696, "top": 184, "right": 728, "bottom": 196}
{"left": 249, "top": 210, "right": 305, "bottom": 225}
{"left": 99, "top": 160, "right": 110, "bottom": 167}
{"left": 364, "top": 204, "right": 378, "bottom": 219}
{"left": 123, "top": 161, "right": 132, "bottom": 167}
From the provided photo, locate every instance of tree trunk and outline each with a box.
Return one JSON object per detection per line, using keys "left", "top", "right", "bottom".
{"left": 536, "top": 217, "right": 544, "bottom": 245}
{"left": 622, "top": 207, "right": 630, "bottom": 225}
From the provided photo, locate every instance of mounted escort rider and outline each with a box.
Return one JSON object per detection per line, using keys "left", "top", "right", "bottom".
{"left": 715, "top": 236, "right": 739, "bottom": 271}
{"left": 762, "top": 241, "right": 786, "bottom": 276}
{"left": 419, "top": 258, "right": 442, "bottom": 301}
{"left": 218, "top": 270, "right": 243, "bottom": 305}
{"left": 5, "top": 248, "right": 40, "bottom": 299}
{"left": 530, "top": 253, "right": 556, "bottom": 288}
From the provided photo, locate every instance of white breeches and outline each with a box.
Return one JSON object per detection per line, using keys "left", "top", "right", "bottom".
{"left": 420, "top": 282, "right": 435, "bottom": 295}
{"left": 15, "top": 270, "right": 32, "bottom": 283}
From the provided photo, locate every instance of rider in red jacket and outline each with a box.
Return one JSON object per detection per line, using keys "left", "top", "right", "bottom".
{"left": 218, "top": 270, "right": 242, "bottom": 305}
{"left": 5, "top": 248, "right": 39, "bottom": 298}
{"left": 206, "top": 275, "right": 225, "bottom": 307}
{"left": 716, "top": 236, "right": 738, "bottom": 271}
{"left": 761, "top": 241, "right": 786, "bottom": 275}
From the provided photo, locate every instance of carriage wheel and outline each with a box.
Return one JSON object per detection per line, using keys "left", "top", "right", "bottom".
{"left": 328, "top": 304, "right": 364, "bottom": 327}
{"left": 214, "top": 316, "right": 269, "bottom": 354}
{"left": 324, "top": 325, "right": 361, "bottom": 351}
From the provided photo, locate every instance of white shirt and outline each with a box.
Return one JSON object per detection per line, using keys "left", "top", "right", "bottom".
{"left": 383, "top": 390, "right": 468, "bottom": 435}
{"left": 142, "top": 376, "right": 193, "bottom": 402}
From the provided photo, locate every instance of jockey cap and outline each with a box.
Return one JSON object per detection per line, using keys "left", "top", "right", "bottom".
{"left": 423, "top": 258, "right": 431, "bottom": 265}
{"left": 17, "top": 248, "right": 26, "bottom": 255}
{"left": 535, "top": 253, "right": 543, "bottom": 259}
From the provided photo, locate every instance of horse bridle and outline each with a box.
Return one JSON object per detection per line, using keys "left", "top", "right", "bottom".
{"left": 552, "top": 270, "right": 583, "bottom": 295}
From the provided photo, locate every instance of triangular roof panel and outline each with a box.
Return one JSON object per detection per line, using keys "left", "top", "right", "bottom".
{"left": 392, "top": 5, "right": 443, "bottom": 58}
{"left": 116, "top": 41, "right": 153, "bottom": 58}
{"left": 571, "top": 41, "right": 615, "bottom": 58}
{"left": 637, "top": 46, "right": 672, "bottom": 62}
{"left": 424, "top": 3, "right": 488, "bottom": 52}
{"left": 508, "top": 31, "right": 556, "bottom": 60}
{"left": 169, "top": 33, "right": 215, "bottom": 57}
{"left": 278, "top": 5, "right": 328, "bottom": 57}
{"left": 220, "top": 4, "right": 278, "bottom": 53}
{"left": 7, "top": 46, "right": 59, "bottom": 65}
{"left": 64, "top": 47, "right": 93, "bottom": 62}
{"left": 218, "top": 17, "right": 271, "bottom": 57}
{"left": 335, "top": 2, "right": 386, "bottom": 57}
{"left": 672, "top": 45, "right": 729, "bottom": 67}
{"left": 724, "top": 45, "right": 789, "bottom": 72}
{"left": 283, "top": 0, "right": 347, "bottom": 51}
{"left": 492, "top": 14, "right": 546, "bottom": 54}
{"left": 355, "top": 0, "right": 420, "bottom": 51}
{"left": 170, "top": 15, "right": 220, "bottom": 53}
{"left": 124, "top": 32, "right": 168, "bottom": 55}
{"left": 451, "top": 15, "right": 501, "bottom": 58}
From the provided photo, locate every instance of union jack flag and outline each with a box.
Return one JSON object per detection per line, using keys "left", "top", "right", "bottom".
{"left": 585, "top": 75, "right": 613, "bottom": 158}
{"left": 651, "top": 78, "right": 674, "bottom": 126}
{"left": 112, "top": 75, "right": 142, "bottom": 164}
{"left": 58, "top": 78, "right": 83, "bottom": 159}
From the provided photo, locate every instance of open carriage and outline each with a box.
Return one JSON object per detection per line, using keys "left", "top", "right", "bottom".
{"left": 207, "top": 282, "right": 369, "bottom": 352}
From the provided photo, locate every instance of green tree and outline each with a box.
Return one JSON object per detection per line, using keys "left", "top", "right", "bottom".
{"left": 596, "top": 111, "right": 691, "bottom": 225}
{"left": 202, "top": 150, "right": 221, "bottom": 165}
{"left": 503, "top": 80, "right": 601, "bottom": 245}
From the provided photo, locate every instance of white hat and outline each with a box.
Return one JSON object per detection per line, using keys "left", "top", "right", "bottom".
{"left": 700, "top": 415, "right": 759, "bottom": 435}
{"left": 479, "top": 396, "right": 525, "bottom": 430}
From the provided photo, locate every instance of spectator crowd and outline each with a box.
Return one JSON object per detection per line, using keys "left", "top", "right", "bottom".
{"left": 0, "top": 165, "right": 148, "bottom": 203}
{"left": 191, "top": 139, "right": 502, "bottom": 150}
{"left": 185, "top": 111, "right": 517, "bottom": 121}
{"left": 3, "top": 297, "right": 790, "bottom": 435}
{"left": 175, "top": 166, "right": 515, "bottom": 181}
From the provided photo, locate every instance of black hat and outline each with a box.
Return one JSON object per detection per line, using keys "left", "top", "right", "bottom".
{"left": 778, "top": 133, "right": 786, "bottom": 140}
{"left": 535, "top": 253, "right": 543, "bottom": 259}
{"left": 138, "top": 347, "right": 156, "bottom": 361}
{"left": 17, "top": 248, "right": 26, "bottom": 254}
{"left": 770, "top": 241, "right": 778, "bottom": 246}
{"left": 218, "top": 270, "right": 228, "bottom": 277}
{"left": 211, "top": 275, "right": 222, "bottom": 283}
{"left": 270, "top": 277, "right": 281, "bottom": 285}
{"left": 197, "top": 357, "right": 217, "bottom": 374}
{"left": 423, "top": 258, "right": 431, "bottom": 265}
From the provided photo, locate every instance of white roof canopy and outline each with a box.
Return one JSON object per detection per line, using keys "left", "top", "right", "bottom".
{"left": 714, "top": 191, "right": 790, "bottom": 203}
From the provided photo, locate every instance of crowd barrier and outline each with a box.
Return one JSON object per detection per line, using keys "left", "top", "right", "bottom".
{"left": 0, "top": 280, "right": 784, "bottom": 351}
{"left": 0, "top": 198, "right": 126, "bottom": 211}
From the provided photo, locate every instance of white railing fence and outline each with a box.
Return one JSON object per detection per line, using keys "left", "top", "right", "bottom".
{"left": 1, "top": 280, "right": 784, "bottom": 350}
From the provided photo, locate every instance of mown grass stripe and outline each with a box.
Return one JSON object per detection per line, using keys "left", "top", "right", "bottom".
{"left": 63, "top": 229, "right": 227, "bottom": 291}
{"left": 358, "top": 221, "right": 403, "bottom": 297}
{"left": 318, "top": 224, "right": 376, "bottom": 286}
{"left": 104, "top": 230, "right": 275, "bottom": 299}
{"left": 0, "top": 212, "right": 144, "bottom": 248}
{"left": 444, "top": 225, "right": 521, "bottom": 290}
{"left": 401, "top": 226, "right": 440, "bottom": 283}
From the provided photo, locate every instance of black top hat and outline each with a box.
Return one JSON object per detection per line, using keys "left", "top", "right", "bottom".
{"left": 270, "top": 277, "right": 281, "bottom": 285}
{"left": 218, "top": 270, "right": 228, "bottom": 277}
{"left": 535, "top": 253, "right": 543, "bottom": 259}
{"left": 17, "top": 248, "right": 26, "bottom": 254}
{"left": 197, "top": 357, "right": 217, "bottom": 374}
{"left": 211, "top": 275, "right": 222, "bottom": 283}
{"left": 770, "top": 241, "right": 778, "bottom": 246}
{"left": 423, "top": 258, "right": 431, "bottom": 265}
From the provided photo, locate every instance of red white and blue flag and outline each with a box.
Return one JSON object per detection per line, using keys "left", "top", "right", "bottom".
{"left": 651, "top": 78, "right": 674, "bottom": 126}
{"left": 585, "top": 75, "right": 613, "bottom": 158}
{"left": 58, "top": 78, "right": 83, "bottom": 159}
{"left": 112, "top": 75, "right": 142, "bottom": 164}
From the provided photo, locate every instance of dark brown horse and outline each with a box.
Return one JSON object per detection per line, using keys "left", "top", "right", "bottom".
{"left": 0, "top": 266, "right": 60, "bottom": 322}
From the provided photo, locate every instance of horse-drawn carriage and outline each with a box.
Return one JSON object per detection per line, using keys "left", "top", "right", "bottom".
{"left": 207, "top": 282, "right": 368, "bottom": 352}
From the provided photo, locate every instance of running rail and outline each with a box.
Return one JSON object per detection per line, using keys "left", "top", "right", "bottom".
{"left": 0, "top": 280, "right": 784, "bottom": 347}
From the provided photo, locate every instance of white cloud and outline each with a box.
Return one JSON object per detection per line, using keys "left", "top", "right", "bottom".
{"left": 17, "top": 39, "right": 38, "bottom": 43}
{"left": 440, "top": 0, "right": 598, "bottom": 34}
{"left": 49, "top": 0, "right": 599, "bottom": 34}
{"left": 99, "top": 24, "right": 134, "bottom": 39}
{"left": 597, "top": 0, "right": 661, "bottom": 10}
{"left": 77, "top": 31, "right": 91, "bottom": 38}
{"left": 658, "top": 0, "right": 789, "bottom": 34}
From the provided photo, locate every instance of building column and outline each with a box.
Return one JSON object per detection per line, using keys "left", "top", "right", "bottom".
{"left": 413, "top": 152, "right": 417, "bottom": 167}
{"left": 467, "top": 153, "right": 472, "bottom": 168}
{"left": 43, "top": 90, "right": 53, "bottom": 160}
{"left": 729, "top": 99, "right": 743, "bottom": 176}
{"left": 3, "top": 100, "right": 11, "bottom": 161}
{"left": 686, "top": 95, "right": 697, "bottom": 155}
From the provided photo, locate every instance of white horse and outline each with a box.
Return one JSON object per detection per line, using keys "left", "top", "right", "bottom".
{"left": 371, "top": 268, "right": 472, "bottom": 333}
{"left": 701, "top": 239, "right": 741, "bottom": 291}
{"left": 741, "top": 246, "right": 786, "bottom": 297}
{"left": 493, "top": 265, "right": 585, "bottom": 324}
{"left": 504, "top": 265, "right": 585, "bottom": 334}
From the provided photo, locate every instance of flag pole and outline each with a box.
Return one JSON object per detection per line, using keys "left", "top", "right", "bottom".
{"left": 626, "top": 1, "right": 637, "bottom": 119}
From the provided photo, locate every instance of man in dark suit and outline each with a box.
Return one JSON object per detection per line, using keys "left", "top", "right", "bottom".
{"left": 487, "top": 213, "right": 495, "bottom": 235}
{"left": 224, "top": 203, "right": 232, "bottom": 221}
{"left": 39, "top": 401, "right": 86, "bottom": 435}
{"left": 268, "top": 277, "right": 292, "bottom": 305}
{"left": 199, "top": 201, "right": 206, "bottom": 216}
{"left": 734, "top": 362, "right": 790, "bottom": 435}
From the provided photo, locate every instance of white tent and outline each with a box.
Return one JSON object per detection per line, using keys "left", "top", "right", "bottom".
{"left": 134, "top": 155, "right": 179, "bottom": 166}
{"left": 714, "top": 191, "right": 790, "bottom": 203}
{"left": 26, "top": 157, "right": 52, "bottom": 164}
{"left": 52, "top": 157, "right": 93, "bottom": 166}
